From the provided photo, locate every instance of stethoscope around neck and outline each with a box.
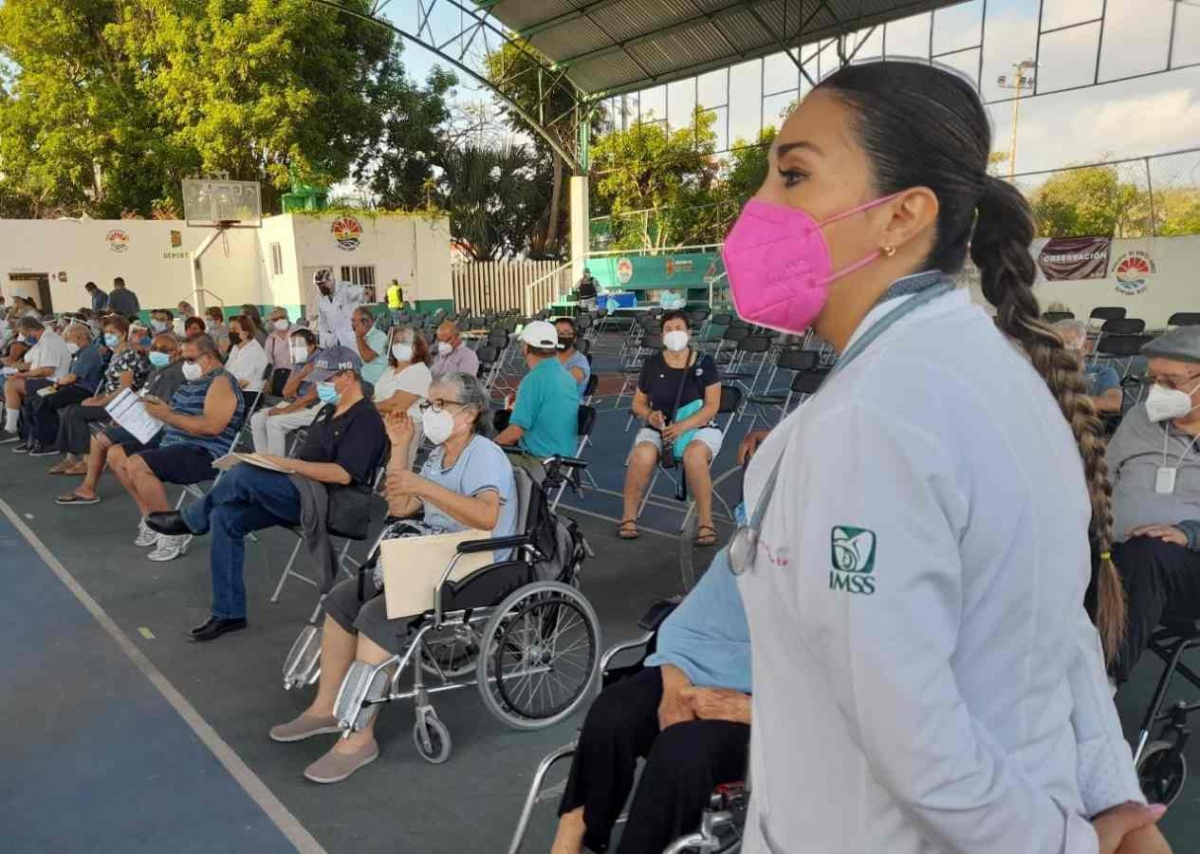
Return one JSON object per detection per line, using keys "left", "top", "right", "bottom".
{"left": 728, "top": 279, "right": 953, "bottom": 576}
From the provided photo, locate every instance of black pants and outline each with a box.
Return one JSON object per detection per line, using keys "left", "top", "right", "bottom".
{"left": 559, "top": 666, "right": 750, "bottom": 854}
{"left": 24, "top": 384, "right": 91, "bottom": 446}
{"left": 1112, "top": 536, "right": 1200, "bottom": 683}
{"left": 57, "top": 404, "right": 110, "bottom": 455}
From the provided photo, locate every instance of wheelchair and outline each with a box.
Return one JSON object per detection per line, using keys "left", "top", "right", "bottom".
{"left": 1133, "top": 618, "right": 1200, "bottom": 806}
{"left": 507, "top": 599, "right": 747, "bottom": 854}
{"left": 281, "top": 455, "right": 602, "bottom": 765}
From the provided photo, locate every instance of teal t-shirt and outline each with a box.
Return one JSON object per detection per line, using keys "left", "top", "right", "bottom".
{"left": 511, "top": 358, "right": 579, "bottom": 458}
{"left": 360, "top": 327, "right": 389, "bottom": 386}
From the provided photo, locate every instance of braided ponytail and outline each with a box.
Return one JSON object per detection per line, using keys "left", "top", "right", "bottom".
{"left": 972, "top": 176, "right": 1126, "bottom": 661}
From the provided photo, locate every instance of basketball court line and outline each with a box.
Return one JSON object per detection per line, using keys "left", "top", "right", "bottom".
{"left": 0, "top": 498, "right": 328, "bottom": 854}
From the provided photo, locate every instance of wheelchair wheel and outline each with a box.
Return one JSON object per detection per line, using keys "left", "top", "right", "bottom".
{"left": 477, "top": 581, "right": 600, "bottom": 731}
{"left": 1138, "top": 741, "right": 1188, "bottom": 807}
{"left": 412, "top": 715, "right": 452, "bottom": 765}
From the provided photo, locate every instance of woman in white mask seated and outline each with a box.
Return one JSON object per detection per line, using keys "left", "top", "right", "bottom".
{"left": 249, "top": 328, "right": 322, "bottom": 456}
{"left": 373, "top": 324, "right": 433, "bottom": 468}
{"left": 267, "top": 372, "right": 517, "bottom": 784}
{"left": 619, "top": 309, "right": 723, "bottom": 546}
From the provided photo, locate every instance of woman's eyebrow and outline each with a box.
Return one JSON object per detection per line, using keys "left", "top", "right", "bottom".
{"left": 775, "top": 140, "right": 824, "bottom": 158}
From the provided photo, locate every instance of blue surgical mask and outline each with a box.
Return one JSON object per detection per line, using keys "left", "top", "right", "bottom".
{"left": 148, "top": 351, "right": 170, "bottom": 369}
{"left": 104, "top": 333, "right": 121, "bottom": 348}
{"left": 316, "top": 381, "right": 340, "bottom": 405}
{"left": 138, "top": 335, "right": 152, "bottom": 348}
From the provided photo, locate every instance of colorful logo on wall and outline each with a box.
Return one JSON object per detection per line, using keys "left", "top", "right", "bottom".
{"left": 616, "top": 257, "right": 633, "bottom": 285}
{"left": 1113, "top": 250, "right": 1156, "bottom": 295}
{"left": 169, "top": 229, "right": 183, "bottom": 248}
{"left": 332, "top": 216, "right": 363, "bottom": 251}
{"left": 664, "top": 257, "right": 694, "bottom": 279}
{"left": 106, "top": 229, "right": 130, "bottom": 254}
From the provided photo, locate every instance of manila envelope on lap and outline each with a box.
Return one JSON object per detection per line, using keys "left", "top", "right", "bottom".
{"left": 380, "top": 530, "right": 495, "bottom": 619}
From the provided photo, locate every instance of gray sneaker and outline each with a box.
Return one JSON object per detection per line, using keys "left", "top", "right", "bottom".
{"left": 269, "top": 713, "right": 341, "bottom": 743}
{"left": 0, "top": 430, "right": 20, "bottom": 444}
{"left": 303, "top": 740, "right": 379, "bottom": 784}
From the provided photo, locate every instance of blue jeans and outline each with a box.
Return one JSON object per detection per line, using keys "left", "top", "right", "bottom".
{"left": 181, "top": 464, "right": 302, "bottom": 619}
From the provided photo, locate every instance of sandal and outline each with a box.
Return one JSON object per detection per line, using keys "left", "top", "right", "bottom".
{"left": 695, "top": 525, "right": 719, "bottom": 548}
{"left": 617, "top": 519, "right": 640, "bottom": 540}
{"left": 55, "top": 492, "right": 100, "bottom": 506}
{"left": 63, "top": 462, "right": 89, "bottom": 476}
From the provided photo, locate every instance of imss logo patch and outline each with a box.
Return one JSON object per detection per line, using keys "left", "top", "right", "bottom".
{"left": 829, "top": 526, "right": 877, "bottom": 595}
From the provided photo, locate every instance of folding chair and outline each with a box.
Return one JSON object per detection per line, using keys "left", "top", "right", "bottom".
{"left": 722, "top": 335, "right": 772, "bottom": 394}
{"left": 635, "top": 386, "right": 741, "bottom": 529}
{"left": 551, "top": 405, "right": 597, "bottom": 511}
{"left": 1089, "top": 306, "right": 1127, "bottom": 332}
{"left": 618, "top": 334, "right": 662, "bottom": 423}
{"left": 740, "top": 349, "right": 820, "bottom": 429}
{"left": 475, "top": 345, "right": 501, "bottom": 393}
{"left": 1095, "top": 318, "right": 1147, "bottom": 359}
{"left": 1168, "top": 313, "right": 1200, "bottom": 329}
{"left": 1042, "top": 310, "right": 1075, "bottom": 323}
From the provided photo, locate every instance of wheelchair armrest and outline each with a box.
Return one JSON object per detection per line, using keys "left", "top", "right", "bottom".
{"left": 456, "top": 533, "right": 532, "bottom": 555}
{"left": 638, "top": 596, "right": 683, "bottom": 632}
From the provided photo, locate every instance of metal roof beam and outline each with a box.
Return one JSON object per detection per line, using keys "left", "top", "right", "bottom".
{"left": 517, "top": 0, "right": 631, "bottom": 39}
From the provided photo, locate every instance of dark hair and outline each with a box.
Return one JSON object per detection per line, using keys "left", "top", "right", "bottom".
{"left": 113, "top": 277, "right": 125, "bottom": 288}
{"left": 206, "top": 306, "right": 224, "bottom": 322}
{"left": 821, "top": 61, "right": 1124, "bottom": 660}
{"left": 289, "top": 328, "right": 317, "bottom": 349}
{"left": 184, "top": 316, "right": 206, "bottom": 335}
{"left": 17, "top": 317, "right": 44, "bottom": 333}
{"left": 228, "top": 314, "right": 253, "bottom": 340}
{"left": 660, "top": 309, "right": 691, "bottom": 329}
{"left": 184, "top": 332, "right": 219, "bottom": 358}
{"left": 85, "top": 281, "right": 97, "bottom": 291}
{"left": 105, "top": 315, "right": 131, "bottom": 335}
{"left": 554, "top": 317, "right": 578, "bottom": 347}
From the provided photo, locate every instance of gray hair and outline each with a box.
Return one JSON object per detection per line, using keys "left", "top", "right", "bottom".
{"left": 64, "top": 323, "right": 91, "bottom": 342}
{"left": 184, "top": 332, "right": 220, "bottom": 358}
{"left": 17, "top": 316, "right": 44, "bottom": 333}
{"left": 432, "top": 372, "right": 493, "bottom": 436}
{"left": 1053, "top": 319, "right": 1088, "bottom": 341}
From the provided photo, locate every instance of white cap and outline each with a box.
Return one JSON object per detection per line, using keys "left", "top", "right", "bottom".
{"left": 519, "top": 320, "right": 559, "bottom": 349}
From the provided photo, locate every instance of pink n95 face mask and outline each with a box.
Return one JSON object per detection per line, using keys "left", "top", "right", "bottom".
{"left": 721, "top": 194, "right": 899, "bottom": 335}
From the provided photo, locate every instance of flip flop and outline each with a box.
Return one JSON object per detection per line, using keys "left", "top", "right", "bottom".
{"left": 695, "top": 525, "right": 719, "bottom": 547}
{"left": 617, "top": 519, "right": 640, "bottom": 540}
{"left": 48, "top": 460, "right": 77, "bottom": 475}
{"left": 55, "top": 493, "right": 100, "bottom": 506}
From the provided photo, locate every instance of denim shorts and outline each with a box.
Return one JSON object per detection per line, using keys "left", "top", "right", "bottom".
{"left": 135, "top": 444, "right": 215, "bottom": 485}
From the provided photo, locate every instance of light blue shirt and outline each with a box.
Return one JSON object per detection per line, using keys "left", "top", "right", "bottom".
{"left": 560, "top": 350, "right": 591, "bottom": 393}
{"left": 360, "top": 326, "right": 389, "bottom": 386}
{"left": 646, "top": 554, "right": 751, "bottom": 694}
{"left": 511, "top": 357, "right": 579, "bottom": 458}
{"left": 420, "top": 435, "right": 518, "bottom": 543}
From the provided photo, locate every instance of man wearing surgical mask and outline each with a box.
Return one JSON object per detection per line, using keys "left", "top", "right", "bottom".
{"left": 1055, "top": 319, "right": 1123, "bottom": 415}
{"left": 1107, "top": 325, "right": 1200, "bottom": 687}
{"left": 429, "top": 321, "right": 479, "bottom": 380}
{"left": 314, "top": 269, "right": 363, "bottom": 350}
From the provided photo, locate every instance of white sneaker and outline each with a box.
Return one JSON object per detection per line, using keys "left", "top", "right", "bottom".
{"left": 134, "top": 519, "right": 160, "bottom": 548}
{"left": 147, "top": 534, "right": 189, "bottom": 562}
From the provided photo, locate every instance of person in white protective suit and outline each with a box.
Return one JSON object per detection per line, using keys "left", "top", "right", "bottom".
{"left": 720, "top": 59, "right": 1172, "bottom": 854}
{"left": 313, "top": 269, "right": 364, "bottom": 351}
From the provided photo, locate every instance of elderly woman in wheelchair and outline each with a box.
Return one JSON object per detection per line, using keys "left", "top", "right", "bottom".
{"left": 547, "top": 555, "right": 750, "bottom": 854}
{"left": 275, "top": 371, "right": 598, "bottom": 779}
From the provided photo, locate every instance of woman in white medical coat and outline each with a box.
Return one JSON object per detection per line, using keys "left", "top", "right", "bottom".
{"left": 723, "top": 60, "right": 1170, "bottom": 853}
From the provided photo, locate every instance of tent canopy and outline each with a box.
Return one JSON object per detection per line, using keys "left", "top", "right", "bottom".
{"left": 487, "top": 0, "right": 966, "bottom": 96}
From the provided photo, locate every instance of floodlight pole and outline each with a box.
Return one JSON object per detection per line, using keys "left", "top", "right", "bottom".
{"left": 997, "top": 60, "right": 1036, "bottom": 180}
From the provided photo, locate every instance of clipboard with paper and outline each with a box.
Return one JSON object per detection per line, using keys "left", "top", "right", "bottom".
{"left": 380, "top": 530, "right": 495, "bottom": 618}
{"left": 104, "top": 388, "right": 164, "bottom": 445}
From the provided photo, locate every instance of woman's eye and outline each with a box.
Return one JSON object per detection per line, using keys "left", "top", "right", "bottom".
{"left": 778, "top": 168, "right": 807, "bottom": 188}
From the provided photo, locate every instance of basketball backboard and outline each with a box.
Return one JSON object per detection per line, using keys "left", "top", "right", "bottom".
{"left": 183, "top": 179, "right": 262, "bottom": 228}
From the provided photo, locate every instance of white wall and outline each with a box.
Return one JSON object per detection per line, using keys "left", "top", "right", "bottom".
{"left": 0, "top": 211, "right": 452, "bottom": 318}
{"left": 0, "top": 218, "right": 264, "bottom": 314}
{"left": 961, "top": 235, "right": 1200, "bottom": 328}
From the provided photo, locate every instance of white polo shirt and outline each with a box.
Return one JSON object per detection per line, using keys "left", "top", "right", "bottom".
{"left": 27, "top": 329, "right": 73, "bottom": 380}
{"left": 738, "top": 288, "right": 1142, "bottom": 854}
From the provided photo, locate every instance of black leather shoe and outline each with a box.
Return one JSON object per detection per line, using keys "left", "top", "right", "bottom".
{"left": 187, "top": 615, "right": 248, "bottom": 643}
{"left": 147, "top": 511, "right": 191, "bottom": 536}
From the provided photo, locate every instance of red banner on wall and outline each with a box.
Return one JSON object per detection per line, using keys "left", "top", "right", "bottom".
{"left": 1036, "top": 237, "right": 1112, "bottom": 281}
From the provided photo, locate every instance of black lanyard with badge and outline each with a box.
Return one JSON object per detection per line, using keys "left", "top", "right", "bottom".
{"left": 729, "top": 278, "right": 954, "bottom": 577}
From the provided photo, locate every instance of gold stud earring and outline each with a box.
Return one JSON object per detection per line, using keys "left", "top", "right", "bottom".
{"left": 882, "top": 245, "right": 897, "bottom": 257}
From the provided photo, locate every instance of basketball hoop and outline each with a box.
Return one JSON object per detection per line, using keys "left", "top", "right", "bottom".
{"left": 183, "top": 178, "right": 262, "bottom": 229}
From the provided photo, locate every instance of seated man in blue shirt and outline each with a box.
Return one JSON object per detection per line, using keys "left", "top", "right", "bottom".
{"left": 494, "top": 320, "right": 579, "bottom": 477}
{"left": 1056, "top": 319, "right": 1123, "bottom": 414}
{"left": 22, "top": 323, "right": 107, "bottom": 457}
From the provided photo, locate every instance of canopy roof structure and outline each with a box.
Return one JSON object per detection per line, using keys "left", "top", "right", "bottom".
{"left": 489, "top": 0, "right": 962, "bottom": 97}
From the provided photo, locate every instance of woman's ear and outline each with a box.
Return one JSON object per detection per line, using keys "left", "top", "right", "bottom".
{"left": 879, "top": 186, "right": 939, "bottom": 254}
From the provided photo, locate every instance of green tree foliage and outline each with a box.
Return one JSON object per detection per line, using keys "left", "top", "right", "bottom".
{"left": 485, "top": 40, "right": 603, "bottom": 258}
{"left": 0, "top": 0, "right": 455, "bottom": 217}
{"left": 1029, "top": 166, "right": 1148, "bottom": 238}
{"left": 724, "top": 128, "right": 776, "bottom": 206}
{"left": 438, "top": 144, "right": 554, "bottom": 261}
{"left": 590, "top": 112, "right": 720, "bottom": 250}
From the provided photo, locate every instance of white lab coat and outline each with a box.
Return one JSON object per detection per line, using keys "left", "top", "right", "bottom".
{"left": 27, "top": 329, "right": 73, "bottom": 380}
{"left": 316, "top": 281, "right": 364, "bottom": 350}
{"left": 738, "top": 288, "right": 1142, "bottom": 854}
